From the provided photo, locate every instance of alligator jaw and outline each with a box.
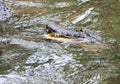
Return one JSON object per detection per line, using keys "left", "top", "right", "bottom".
{"left": 44, "top": 33, "right": 90, "bottom": 43}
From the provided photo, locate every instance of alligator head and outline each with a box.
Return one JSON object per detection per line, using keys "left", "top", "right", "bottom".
{"left": 44, "top": 23, "right": 101, "bottom": 43}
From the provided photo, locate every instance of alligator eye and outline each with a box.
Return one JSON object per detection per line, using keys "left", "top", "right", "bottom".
{"left": 80, "top": 29, "right": 83, "bottom": 32}
{"left": 76, "top": 29, "right": 83, "bottom": 32}
{"left": 66, "top": 33, "right": 69, "bottom": 36}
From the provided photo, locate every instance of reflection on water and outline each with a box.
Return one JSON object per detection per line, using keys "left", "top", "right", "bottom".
{"left": 0, "top": 0, "right": 120, "bottom": 84}
{"left": 72, "top": 7, "right": 94, "bottom": 24}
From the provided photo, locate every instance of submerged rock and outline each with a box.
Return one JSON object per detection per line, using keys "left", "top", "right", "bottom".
{"left": 0, "top": 0, "right": 13, "bottom": 35}
{"left": 0, "top": 0, "right": 12, "bottom": 22}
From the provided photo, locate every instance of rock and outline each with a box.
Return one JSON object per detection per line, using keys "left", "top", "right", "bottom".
{"left": 0, "top": 1, "right": 12, "bottom": 22}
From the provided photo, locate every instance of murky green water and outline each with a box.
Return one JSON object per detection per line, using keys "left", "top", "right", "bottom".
{"left": 0, "top": 0, "right": 120, "bottom": 84}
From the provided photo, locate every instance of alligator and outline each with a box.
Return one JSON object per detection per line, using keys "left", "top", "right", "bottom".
{"left": 44, "top": 23, "right": 102, "bottom": 43}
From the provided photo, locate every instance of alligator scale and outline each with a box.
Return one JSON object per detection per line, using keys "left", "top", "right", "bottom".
{"left": 44, "top": 23, "right": 101, "bottom": 44}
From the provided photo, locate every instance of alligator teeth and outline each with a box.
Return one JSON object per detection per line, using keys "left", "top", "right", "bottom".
{"left": 54, "top": 33, "right": 60, "bottom": 37}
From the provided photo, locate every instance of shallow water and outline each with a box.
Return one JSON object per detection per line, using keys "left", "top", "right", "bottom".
{"left": 0, "top": 0, "right": 120, "bottom": 84}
